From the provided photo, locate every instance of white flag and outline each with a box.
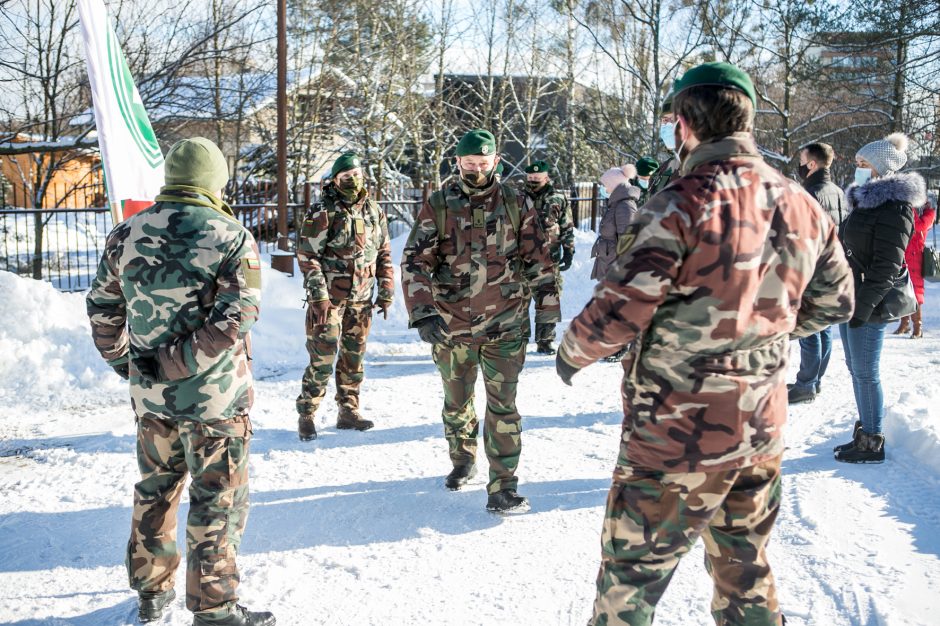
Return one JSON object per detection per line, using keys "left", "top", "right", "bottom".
{"left": 77, "top": 0, "right": 164, "bottom": 223}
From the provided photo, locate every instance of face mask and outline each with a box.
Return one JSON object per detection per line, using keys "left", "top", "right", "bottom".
{"left": 525, "top": 181, "right": 545, "bottom": 192}
{"left": 797, "top": 164, "right": 809, "bottom": 180}
{"left": 460, "top": 168, "right": 493, "bottom": 188}
{"left": 339, "top": 175, "right": 363, "bottom": 192}
{"left": 637, "top": 178, "right": 649, "bottom": 189}
{"left": 854, "top": 167, "right": 872, "bottom": 186}
{"left": 659, "top": 123, "right": 676, "bottom": 151}
{"left": 674, "top": 119, "right": 690, "bottom": 164}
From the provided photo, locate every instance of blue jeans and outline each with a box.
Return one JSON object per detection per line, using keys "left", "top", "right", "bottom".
{"left": 795, "top": 326, "right": 833, "bottom": 390}
{"left": 839, "top": 321, "right": 888, "bottom": 434}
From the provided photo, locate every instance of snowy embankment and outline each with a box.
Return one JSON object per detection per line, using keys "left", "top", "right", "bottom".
{"left": 1, "top": 230, "right": 940, "bottom": 625}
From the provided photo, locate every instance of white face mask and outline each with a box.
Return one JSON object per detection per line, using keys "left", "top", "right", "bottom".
{"left": 854, "top": 167, "right": 872, "bottom": 186}
{"left": 637, "top": 178, "right": 649, "bottom": 189}
{"left": 659, "top": 123, "right": 676, "bottom": 151}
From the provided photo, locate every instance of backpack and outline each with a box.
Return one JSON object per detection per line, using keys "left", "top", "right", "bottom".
{"left": 429, "top": 182, "right": 525, "bottom": 241}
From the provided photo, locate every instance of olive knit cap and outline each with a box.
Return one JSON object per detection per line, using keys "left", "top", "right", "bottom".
{"left": 456, "top": 129, "right": 497, "bottom": 157}
{"left": 672, "top": 62, "right": 757, "bottom": 106}
{"left": 163, "top": 137, "right": 229, "bottom": 192}
{"left": 331, "top": 152, "right": 362, "bottom": 178}
{"left": 525, "top": 160, "right": 550, "bottom": 174}
{"left": 636, "top": 156, "right": 660, "bottom": 177}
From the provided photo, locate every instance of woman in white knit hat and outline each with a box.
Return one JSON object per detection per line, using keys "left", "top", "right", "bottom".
{"left": 835, "top": 132, "right": 926, "bottom": 464}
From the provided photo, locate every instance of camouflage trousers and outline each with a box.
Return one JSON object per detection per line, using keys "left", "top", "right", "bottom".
{"left": 432, "top": 338, "right": 526, "bottom": 494}
{"left": 534, "top": 268, "right": 563, "bottom": 343}
{"left": 590, "top": 455, "right": 783, "bottom": 626}
{"left": 296, "top": 300, "right": 373, "bottom": 416}
{"left": 127, "top": 414, "right": 251, "bottom": 614}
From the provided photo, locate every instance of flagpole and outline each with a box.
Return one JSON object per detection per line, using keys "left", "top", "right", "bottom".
{"left": 272, "top": 0, "right": 293, "bottom": 274}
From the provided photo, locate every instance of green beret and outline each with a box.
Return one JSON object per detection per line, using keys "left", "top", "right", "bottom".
{"left": 456, "top": 129, "right": 497, "bottom": 157}
{"left": 164, "top": 137, "right": 229, "bottom": 192}
{"left": 662, "top": 84, "right": 674, "bottom": 114}
{"left": 672, "top": 62, "right": 756, "bottom": 106}
{"left": 636, "top": 156, "right": 659, "bottom": 177}
{"left": 331, "top": 152, "right": 362, "bottom": 177}
{"left": 524, "top": 160, "right": 551, "bottom": 175}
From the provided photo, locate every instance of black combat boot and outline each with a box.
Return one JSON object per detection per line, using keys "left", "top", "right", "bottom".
{"left": 603, "top": 347, "right": 628, "bottom": 363}
{"left": 138, "top": 588, "right": 176, "bottom": 623}
{"left": 536, "top": 341, "right": 556, "bottom": 355}
{"left": 192, "top": 604, "right": 275, "bottom": 626}
{"left": 297, "top": 414, "right": 317, "bottom": 441}
{"left": 787, "top": 385, "right": 815, "bottom": 404}
{"left": 486, "top": 489, "right": 530, "bottom": 514}
{"left": 834, "top": 431, "right": 885, "bottom": 464}
{"left": 833, "top": 420, "right": 862, "bottom": 453}
{"left": 444, "top": 464, "right": 476, "bottom": 490}
{"left": 336, "top": 407, "right": 374, "bottom": 431}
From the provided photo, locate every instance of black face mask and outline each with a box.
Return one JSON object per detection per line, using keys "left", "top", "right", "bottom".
{"left": 460, "top": 168, "right": 492, "bottom": 188}
{"left": 797, "top": 164, "right": 810, "bottom": 180}
{"left": 525, "top": 181, "right": 545, "bottom": 192}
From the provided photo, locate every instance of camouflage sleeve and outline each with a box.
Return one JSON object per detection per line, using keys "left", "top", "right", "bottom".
{"left": 519, "top": 196, "right": 561, "bottom": 324}
{"left": 296, "top": 206, "right": 330, "bottom": 302}
{"left": 375, "top": 206, "right": 394, "bottom": 302}
{"left": 400, "top": 199, "right": 441, "bottom": 325}
{"left": 157, "top": 232, "right": 263, "bottom": 381}
{"left": 792, "top": 220, "right": 854, "bottom": 337}
{"left": 558, "top": 195, "right": 575, "bottom": 252}
{"left": 559, "top": 197, "right": 688, "bottom": 367}
{"left": 85, "top": 229, "right": 129, "bottom": 367}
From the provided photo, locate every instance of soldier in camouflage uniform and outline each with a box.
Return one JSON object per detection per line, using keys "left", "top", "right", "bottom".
{"left": 86, "top": 138, "right": 274, "bottom": 626}
{"left": 401, "top": 129, "right": 560, "bottom": 514}
{"left": 555, "top": 64, "right": 854, "bottom": 625}
{"left": 649, "top": 89, "right": 680, "bottom": 198}
{"left": 523, "top": 160, "right": 575, "bottom": 355}
{"left": 294, "top": 152, "right": 394, "bottom": 440}
{"left": 630, "top": 156, "right": 659, "bottom": 206}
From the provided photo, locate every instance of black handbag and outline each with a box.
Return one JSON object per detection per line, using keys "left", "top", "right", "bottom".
{"left": 871, "top": 266, "right": 918, "bottom": 322}
{"left": 923, "top": 222, "right": 940, "bottom": 282}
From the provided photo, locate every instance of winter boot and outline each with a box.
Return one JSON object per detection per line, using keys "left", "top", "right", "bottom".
{"left": 787, "top": 385, "right": 816, "bottom": 405}
{"left": 192, "top": 604, "right": 275, "bottom": 626}
{"left": 486, "top": 489, "right": 530, "bottom": 514}
{"left": 444, "top": 464, "right": 476, "bottom": 490}
{"left": 536, "top": 340, "right": 556, "bottom": 355}
{"left": 297, "top": 414, "right": 317, "bottom": 441}
{"left": 138, "top": 589, "right": 176, "bottom": 623}
{"left": 336, "top": 406, "right": 374, "bottom": 431}
{"left": 603, "top": 347, "right": 629, "bottom": 363}
{"left": 833, "top": 420, "right": 862, "bottom": 453}
{"left": 834, "top": 431, "right": 885, "bottom": 464}
{"left": 912, "top": 305, "right": 923, "bottom": 338}
{"left": 892, "top": 316, "right": 911, "bottom": 335}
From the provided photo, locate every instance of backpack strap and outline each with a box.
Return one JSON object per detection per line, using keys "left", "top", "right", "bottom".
{"left": 500, "top": 182, "right": 522, "bottom": 234}
{"left": 431, "top": 183, "right": 524, "bottom": 243}
{"left": 429, "top": 189, "right": 447, "bottom": 236}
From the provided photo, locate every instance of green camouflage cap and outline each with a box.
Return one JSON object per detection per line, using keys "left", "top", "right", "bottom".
{"left": 524, "top": 160, "right": 551, "bottom": 175}
{"left": 672, "top": 62, "right": 756, "bottom": 106}
{"left": 163, "top": 137, "right": 229, "bottom": 192}
{"left": 331, "top": 152, "right": 362, "bottom": 177}
{"left": 636, "top": 156, "right": 660, "bottom": 176}
{"left": 456, "top": 129, "right": 497, "bottom": 157}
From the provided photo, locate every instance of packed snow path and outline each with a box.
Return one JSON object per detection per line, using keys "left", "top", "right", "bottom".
{"left": 2, "top": 233, "right": 940, "bottom": 625}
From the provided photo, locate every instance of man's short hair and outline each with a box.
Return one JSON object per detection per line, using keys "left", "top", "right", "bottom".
{"left": 801, "top": 143, "right": 835, "bottom": 168}
{"left": 673, "top": 86, "right": 754, "bottom": 142}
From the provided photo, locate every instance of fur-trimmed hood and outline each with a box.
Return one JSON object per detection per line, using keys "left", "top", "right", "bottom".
{"left": 845, "top": 171, "right": 927, "bottom": 213}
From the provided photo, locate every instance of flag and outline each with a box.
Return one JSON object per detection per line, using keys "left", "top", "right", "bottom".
{"left": 77, "top": 0, "right": 163, "bottom": 223}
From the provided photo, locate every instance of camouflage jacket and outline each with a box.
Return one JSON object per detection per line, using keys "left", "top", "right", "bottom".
{"left": 86, "top": 193, "right": 262, "bottom": 423}
{"left": 296, "top": 184, "right": 394, "bottom": 304}
{"left": 527, "top": 184, "right": 575, "bottom": 260}
{"left": 647, "top": 155, "right": 679, "bottom": 200}
{"left": 401, "top": 178, "right": 561, "bottom": 344}
{"left": 559, "top": 133, "right": 854, "bottom": 472}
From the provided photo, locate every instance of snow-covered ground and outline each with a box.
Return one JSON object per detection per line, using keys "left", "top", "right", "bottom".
{"left": 2, "top": 230, "right": 940, "bottom": 625}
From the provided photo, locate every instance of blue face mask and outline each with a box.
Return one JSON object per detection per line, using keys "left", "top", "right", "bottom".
{"left": 854, "top": 167, "right": 872, "bottom": 186}
{"left": 637, "top": 178, "right": 649, "bottom": 189}
{"left": 659, "top": 123, "right": 676, "bottom": 151}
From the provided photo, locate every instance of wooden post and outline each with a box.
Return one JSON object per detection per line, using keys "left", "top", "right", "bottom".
{"left": 570, "top": 184, "right": 579, "bottom": 228}
{"left": 271, "top": 0, "right": 293, "bottom": 275}
{"left": 590, "top": 182, "right": 599, "bottom": 232}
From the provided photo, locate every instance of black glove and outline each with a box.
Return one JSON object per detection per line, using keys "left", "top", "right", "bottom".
{"left": 848, "top": 317, "right": 866, "bottom": 329}
{"left": 535, "top": 322, "right": 554, "bottom": 342}
{"left": 555, "top": 353, "right": 580, "bottom": 386}
{"left": 374, "top": 298, "right": 392, "bottom": 320}
{"left": 134, "top": 355, "right": 161, "bottom": 383}
{"left": 416, "top": 315, "right": 449, "bottom": 344}
{"left": 111, "top": 362, "right": 130, "bottom": 380}
{"left": 559, "top": 247, "right": 574, "bottom": 272}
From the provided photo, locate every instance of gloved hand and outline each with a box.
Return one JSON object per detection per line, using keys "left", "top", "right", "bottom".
{"left": 848, "top": 317, "right": 866, "bottom": 329}
{"left": 555, "top": 353, "right": 580, "bottom": 386}
{"left": 111, "top": 362, "right": 130, "bottom": 380}
{"left": 416, "top": 315, "right": 449, "bottom": 344}
{"left": 374, "top": 298, "right": 392, "bottom": 320}
{"left": 551, "top": 246, "right": 563, "bottom": 264}
{"left": 535, "top": 322, "right": 554, "bottom": 342}
{"left": 134, "top": 355, "right": 161, "bottom": 384}
{"left": 308, "top": 299, "right": 331, "bottom": 326}
{"left": 559, "top": 247, "right": 574, "bottom": 272}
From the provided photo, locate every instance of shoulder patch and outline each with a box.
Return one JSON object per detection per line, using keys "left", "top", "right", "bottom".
{"left": 616, "top": 231, "right": 637, "bottom": 256}
{"left": 241, "top": 253, "right": 262, "bottom": 289}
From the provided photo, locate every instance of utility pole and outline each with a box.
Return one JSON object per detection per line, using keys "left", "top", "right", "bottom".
{"left": 272, "top": 0, "right": 294, "bottom": 274}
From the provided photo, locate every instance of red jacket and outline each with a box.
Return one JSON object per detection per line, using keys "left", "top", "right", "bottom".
{"left": 905, "top": 201, "right": 937, "bottom": 304}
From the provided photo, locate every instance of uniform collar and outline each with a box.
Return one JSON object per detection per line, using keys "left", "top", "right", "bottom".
{"left": 680, "top": 132, "right": 762, "bottom": 175}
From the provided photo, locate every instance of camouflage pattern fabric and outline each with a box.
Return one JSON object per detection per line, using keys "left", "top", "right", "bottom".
{"left": 432, "top": 339, "right": 526, "bottom": 494}
{"left": 559, "top": 133, "right": 854, "bottom": 473}
{"left": 590, "top": 456, "right": 783, "bottom": 626}
{"left": 296, "top": 184, "right": 394, "bottom": 305}
{"left": 86, "top": 196, "right": 262, "bottom": 423}
{"left": 127, "top": 414, "right": 251, "bottom": 614}
{"left": 528, "top": 183, "right": 575, "bottom": 262}
{"left": 401, "top": 177, "right": 560, "bottom": 345}
{"left": 296, "top": 301, "right": 374, "bottom": 415}
{"left": 646, "top": 156, "right": 679, "bottom": 200}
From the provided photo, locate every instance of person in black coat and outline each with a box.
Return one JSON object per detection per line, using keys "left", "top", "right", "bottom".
{"left": 835, "top": 133, "right": 925, "bottom": 464}
{"left": 789, "top": 142, "right": 848, "bottom": 405}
